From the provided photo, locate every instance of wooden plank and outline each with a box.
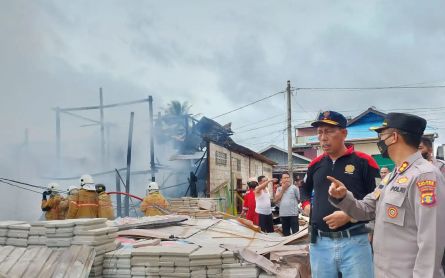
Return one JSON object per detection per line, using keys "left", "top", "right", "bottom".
{"left": 0, "top": 246, "right": 15, "bottom": 264}
{"left": 51, "top": 245, "right": 82, "bottom": 278}
{"left": 258, "top": 225, "right": 308, "bottom": 255}
{"left": 37, "top": 250, "right": 62, "bottom": 278}
{"left": 65, "top": 245, "right": 95, "bottom": 278}
{"left": 7, "top": 247, "right": 42, "bottom": 278}
{"left": 78, "top": 247, "right": 96, "bottom": 278}
{"left": 22, "top": 247, "right": 53, "bottom": 278}
{"left": 0, "top": 247, "right": 26, "bottom": 275}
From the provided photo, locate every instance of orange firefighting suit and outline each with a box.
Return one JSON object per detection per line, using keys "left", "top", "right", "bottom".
{"left": 66, "top": 188, "right": 99, "bottom": 218}
{"left": 140, "top": 191, "right": 169, "bottom": 216}
{"left": 41, "top": 194, "right": 66, "bottom": 220}
{"left": 98, "top": 191, "right": 115, "bottom": 220}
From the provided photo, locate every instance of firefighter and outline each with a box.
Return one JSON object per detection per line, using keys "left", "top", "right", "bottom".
{"left": 59, "top": 186, "right": 79, "bottom": 219}
{"left": 140, "top": 182, "right": 169, "bottom": 216}
{"left": 41, "top": 183, "right": 65, "bottom": 220}
{"left": 66, "top": 174, "right": 99, "bottom": 219}
{"left": 96, "top": 184, "right": 115, "bottom": 220}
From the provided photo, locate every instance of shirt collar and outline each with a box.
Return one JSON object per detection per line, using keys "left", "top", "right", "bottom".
{"left": 397, "top": 151, "right": 423, "bottom": 174}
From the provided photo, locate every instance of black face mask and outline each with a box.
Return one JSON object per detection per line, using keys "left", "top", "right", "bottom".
{"left": 421, "top": 152, "right": 429, "bottom": 160}
{"left": 377, "top": 134, "right": 394, "bottom": 158}
{"left": 377, "top": 140, "right": 390, "bottom": 158}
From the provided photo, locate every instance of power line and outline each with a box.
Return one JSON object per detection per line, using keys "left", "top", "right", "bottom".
{"left": 235, "top": 128, "right": 287, "bottom": 143}
{"left": 234, "top": 113, "right": 285, "bottom": 130}
{"left": 234, "top": 120, "right": 287, "bottom": 134}
{"left": 295, "top": 85, "right": 445, "bottom": 91}
{"left": 211, "top": 91, "right": 285, "bottom": 119}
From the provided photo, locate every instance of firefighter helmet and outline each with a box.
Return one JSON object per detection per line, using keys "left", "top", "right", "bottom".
{"left": 47, "top": 183, "right": 60, "bottom": 192}
{"left": 80, "top": 174, "right": 94, "bottom": 186}
{"left": 146, "top": 182, "right": 159, "bottom": 192}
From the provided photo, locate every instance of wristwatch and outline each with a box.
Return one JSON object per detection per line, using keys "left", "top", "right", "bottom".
{"left": 350, "top": 218, "right": 358, "bottom": 223}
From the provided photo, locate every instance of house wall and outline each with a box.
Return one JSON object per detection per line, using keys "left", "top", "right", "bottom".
{"left": 208, "top": 142, "right": 274, "bottom": 213}
{"left": 261, "top": 149, "right": 309, "bottom": 165}
{"left": 352, "top": 141, "right": 380, "bottom": 155}
{"left": 208, "top": 142, "right": 231, "bottom": 194}
{"left": 296, "top": 127, "right": 316, "bottom": 137}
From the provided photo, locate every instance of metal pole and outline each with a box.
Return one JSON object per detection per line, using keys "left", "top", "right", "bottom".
{"left": 148, "top": 96, "right": 155, "bottom": 182}
{"left": 56, "top": 107, "right": 61, "bottom": 172}
{"left": 115, "top": 171, "right": 122, "bottom": 217}
{"left": 287, "top": 81, "right": 294, "bottom": 185}
{"left": 125, "top": 112, "right": 135, "bottom": 216}
{"left": 99, "top": 88, "right": 105, "bottom": 167}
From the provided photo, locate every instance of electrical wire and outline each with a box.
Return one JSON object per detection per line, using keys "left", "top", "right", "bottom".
{"left": 211, "top": 91, "right": 285, "bottom": 119}
{"left": 295, "top": 85, "right": 445, "bottom": 91}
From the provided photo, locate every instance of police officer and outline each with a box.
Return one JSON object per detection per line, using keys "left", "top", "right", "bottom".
{"left": 419, "top": 136, "right": 445, "bottom": 175}
{"left": 328, "top": 112, "right": 445, "bottom": 277}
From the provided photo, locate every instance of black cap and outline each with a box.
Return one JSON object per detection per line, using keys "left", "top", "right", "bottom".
{"left": 311, "top": 111, "right": 347, "bottom": 128}
{"left": 370, "top": 113, "right": 426, "bottom": 135}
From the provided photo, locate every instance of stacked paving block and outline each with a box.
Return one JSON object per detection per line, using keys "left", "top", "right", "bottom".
{"left": 28, "top": 221, "right": 48, "bottom": 246}
{"left": 0, "top": 221, "right": 25, "bottom": 246}
{"left": 72, "top": 218, "right": 118, "bottom": 278}
{"left": 222, "top": 261, "right": 259, "bottom": 278}
{"left": 190, "top": 246, "right": 225, "bottom": 278}
{"left": 169, "top": 197, "right": 220, "bottom": 218}
{"left": 45, "top": 220, "right": 75, "bottom": 248}
{"left": 103, "top": 248, "right": 132, "bottom": 278}
{"left": 131, "top": 246, "right": 163, "bottom": 278}
{"left": 221, "top": 251, "right": 241, "bottom": 265}
{"left": 159, "top": 244, "right": 199, "bottom": 277}
{"left": 131, "top": 244, "right": 199, "bottom": 278}
{"left": 6, "top": 223, "right": 30, "bottom": 247}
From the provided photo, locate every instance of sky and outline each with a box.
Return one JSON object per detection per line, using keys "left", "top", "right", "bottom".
{"left": 1, "top": 0, "right": 445, "bottom": 220}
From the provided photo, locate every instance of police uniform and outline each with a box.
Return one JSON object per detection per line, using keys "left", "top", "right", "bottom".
{"left": 432, "top": 157, "right": 445, "bottom": 176}
{"left": 330, "top": 113, "right": 445, "bottom": 277}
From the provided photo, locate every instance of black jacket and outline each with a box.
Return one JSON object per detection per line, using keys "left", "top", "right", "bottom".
{"left": 301, "top": 148, "right": 380, "bottom": 232}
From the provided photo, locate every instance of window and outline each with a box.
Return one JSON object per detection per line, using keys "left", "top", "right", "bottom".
{"left": 236, "top": 159, "right": 241, "bottom": 171}
{"left": 215, "top": 151, "right": 227, "bottom": 166}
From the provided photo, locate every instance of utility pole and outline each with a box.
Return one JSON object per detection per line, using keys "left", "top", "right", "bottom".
{"left": 99, "top": 88, "right": 105, "bottom": 167}
{"left": 148, "top": 96, "right": 155, "bottom": 182}
{"left": 125, "top": 112, "right": 135, "bottom": 216}
{"left": 115, "top": 171, "right": 122, "bottom": 217}
{"left": 56, "top": 107, "right": 61, "bottom": 173}
{"left": 287, "top": 81, "right": 294, "bottom": 185}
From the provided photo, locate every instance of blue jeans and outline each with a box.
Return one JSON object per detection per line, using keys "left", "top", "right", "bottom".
{"left": 310, "top": 233, "right": 374, "bottom": 278}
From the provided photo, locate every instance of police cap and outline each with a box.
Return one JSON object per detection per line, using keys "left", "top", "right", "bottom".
{"left": 370, "top": 112, "right": 426, "bottom": 135}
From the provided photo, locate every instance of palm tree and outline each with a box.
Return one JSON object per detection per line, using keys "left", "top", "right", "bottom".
{"left": 164, "top": 101, "right": 191, "bottom": 117}
{"left": 156, "top": 100, "right": 193, "bottom": 144}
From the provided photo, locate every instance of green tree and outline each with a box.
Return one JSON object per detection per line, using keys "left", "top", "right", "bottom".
{"left": 164, "top": 101, "right": 191, "bottom": 117}
{"left": 156, "top": 100, "right": 192, "bottom": 144}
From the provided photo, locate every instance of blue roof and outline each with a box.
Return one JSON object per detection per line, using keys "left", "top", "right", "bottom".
{"left": 304, "top": 115, "right": 437, "bottom": 143}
